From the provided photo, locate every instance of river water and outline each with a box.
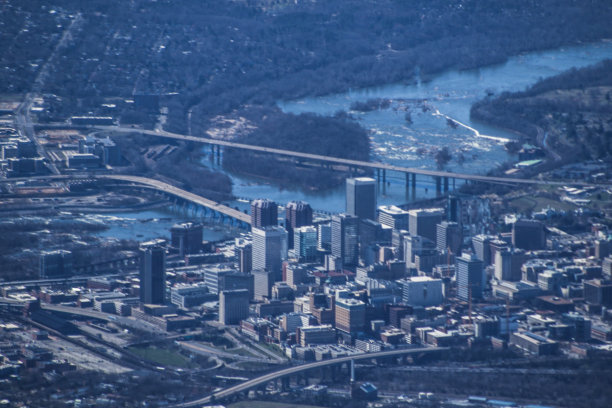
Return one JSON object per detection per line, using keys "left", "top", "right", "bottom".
{"left": 95, "top": 41, "right": 612, "bottom": 241}
{"left": 203, "top": 40, "right": 612, "bottom": 214}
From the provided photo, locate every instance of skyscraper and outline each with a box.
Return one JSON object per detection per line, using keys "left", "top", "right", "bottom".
{"left": 250, "top": 199, "right": 278, "bottom": 228}
{"left": 512, "top": 220, "right": 546, "bottom": 250}
{"left": 346, "top": 177, "right": 376, "bottom": 220}
{"left": 456, "top": 253, "right": 485, "bottom": 301}
{"left": 317, "top": 223, "right": 332, "bottom": 251}
{"left": 253, "top": 269, "right": 275, "bottom": 300}
{"left": 294, "top": 225, "right": 318, "bottom": 261}
{"left": 472, "top": 235, "right": 495, "bottom": 266}
{"left": 139, "top": 241, "right": 166, "bottom": 305}
{"left": 203, "top": 264, "right": 235, "bottom": 295}
{"left": 236, "top": 240, "right": 252, "bottom": 274}
{"left": 436, "top": 221, "right": 462, "bottom": 254}
{"left": 335, "top": 298, "right": 366, "bottom": 334}
{"left": 408, "top": 208, "right": 444, "bottom": 242}
{"left": 285, "top": 201, "right": 313, "bottom": 249}
{"left": 331, "top": 213, "right": 360, "bottom": 267}
{"left": 219, "top": 289, "right": 250, "bottom": 325}
{"left": 494, "top": 248, "right": 526, "bottom": 282}
{"left": 251, "top": 226, "right": 288, "bottom": 280}
{"left": 398, "top": 276, "right": 444, "bottom": 306}
{"left": 378, "top": 205, "right": 409, "bottom": 230}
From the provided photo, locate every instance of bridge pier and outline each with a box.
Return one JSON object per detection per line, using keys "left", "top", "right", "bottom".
{"left": 377, "top": 168, "right": 381, "bottom": 183}
{"left": 444, "top": 176, "right": 449, "bottom": 192}
{"left": 216, "top": 145, "right": 221, "bottom": 165}
{"left": 435, "top": 176, "right": 442, "bottom": 196}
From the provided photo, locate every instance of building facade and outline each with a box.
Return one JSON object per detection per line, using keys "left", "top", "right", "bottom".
{"left": 346, "top": 177, "right": 377, "bottom": 220}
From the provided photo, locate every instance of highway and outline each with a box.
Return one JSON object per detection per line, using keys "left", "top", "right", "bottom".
{"left": 0, "top": 173, "right": 251, "bottom": 225}
{"left": 174, "top": 346, "right": 446, "bottom": 407}
{"left": 98, "top": 174, "right": 250, "bottom": 224}
{"left": 96, "top": 125, "right": 600, "bottom": 187}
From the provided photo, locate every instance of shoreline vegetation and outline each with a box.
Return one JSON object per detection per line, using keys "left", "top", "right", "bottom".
{"left": 4, "top": 1, "right": 612, "bottom": 189}
{"left": 471, "top": 59, "right": 612, "bottom": 163}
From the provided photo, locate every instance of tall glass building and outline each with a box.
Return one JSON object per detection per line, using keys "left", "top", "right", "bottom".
{"left": 346, "top": 177, "right": 376, "bottom": 220}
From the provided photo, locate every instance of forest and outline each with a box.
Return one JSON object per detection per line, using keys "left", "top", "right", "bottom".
{"left": 223, "top": 109, "right": 370, "bottom": 189}
{"left": 471, "top": 60, "right": 612, "bottom": 161}
{"left": 3, "top": 0, "right": 612, "bottom": 186}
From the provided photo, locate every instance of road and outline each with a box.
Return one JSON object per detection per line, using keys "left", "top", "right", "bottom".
{"left": 95, "top": 125, "right": 599, "bottom": 187}
{"left": 177, "top": 341, "right": 281, "bottom": 364}
{"left": 536, "top": 125, "right": 562, "bottom": 162}
{"left": 14, "top": 13, "right": 83, "bottom": 176}
{"left": 99, "top": 174, "right": 250, "bottom": 224}
{"left": 0, "top": 173, "right": 251, "bottom": 224}
{"left": 40, "top": 303, "right": 166, "bottom": 334}
{"left": 174, "top": 346, "right": 446, "bottom": 407}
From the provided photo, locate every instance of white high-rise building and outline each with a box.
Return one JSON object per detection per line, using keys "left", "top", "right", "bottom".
{"left": 252, "top": 226, "right": 288, "bottom": 280}
{"left": 378, "top": 205, "right": 409, "bottom": 230}
{"left": 398, "top": 276, "right": 444, "bottom": 306}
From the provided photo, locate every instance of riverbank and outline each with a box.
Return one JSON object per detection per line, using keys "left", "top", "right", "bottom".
{"left": 471, "top": 59, "right": 612, "bottom": 164}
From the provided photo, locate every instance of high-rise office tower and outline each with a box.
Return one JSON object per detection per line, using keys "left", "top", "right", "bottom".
{"left": 39, "top": 250, "right": 73, "bottom": 279}
{"left": 219, "top": 289, "right": 250, "bottom": 325}
{"left": 436, "top": 221, "right": 462, "bottom": 254}
{"left": 236, "top": 241, "right": 252, "bottom": 274}
{"left": 378, "top": 205, "right": 410, "bottom": 230}
{"left": 285, "top": 264, "right": 308, "bottom": 287}
{"left": 203, "top": 264, "right": 234, "bottom": 295}
{"left": 170, "top": 222, "right": 203, "bottom": 256}
{"left": 392, "top": 229, "right": 410, "bottom": 261}
{"left": 447, "top": 194, "right": 461, "bottom": 224}
{"left": 221, "top": 273, "right": 254, "bottom": 300}
{"left": 456, "top": 253, "right": 485, "bottom": 301}
{"left": 489, "top": 239, "right": 510, "bottom": 267}
{"left": 250, "top": 199, "right": 278, "bottom": 228}
{"left": 359, "top": 219, "right": 385, "bottom": 261}
{"left": 331, "top": 213, "right": 360, "bottom": 267}
{"left": 346, "top": 177, "right": 377, "bottom": 220}
{"left": 294, "top": 226, "right": 318, "bottom": 261}
{"left": 285, "top": 201, "right": 313, "bottom": 249}
{"left": 139, "top": 241, "right": 166, "bottom": 305}
{"left": 251, "top": 226, "right": 288, "bottom": 280}
{"left": 408, "top": 208, "right": 444, "bottom": 242}
{"left": 494, "top": 248, "right": 526, "bottom": 282}
{"left": 404, "top": 235, "right": 426, "bottom": 269}
{"left": 512, "top": 220, "right": 546, "bottom": 250}
{"left": 317, "top": 223, "right": 332, "bottom": 251}
{"left": 335, "top": 298, "right": 366, "bottom": 334}
{"left": 253, "top": 269, "right": 275, "bottom": 300}
{"left": 398, "top": 277, "right": 444, "bottom": 306}
{"left": 472, "top": 235, "right": 495, "bottom": 266}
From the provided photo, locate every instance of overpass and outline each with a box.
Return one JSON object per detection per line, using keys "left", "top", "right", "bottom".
{"left": 40, "top": 303, "right": 118, "bottom": 322}
{"left": 95, "top": 125, "right": 600, "bottom": 189}
{"left": 0, "top": 173, "right": 251, "bottom": 226}
{"left": 98, "top": 174, "right": 250, "bottom": 225}
{"left": 175, "top": 346, "right": 447, "bottom": 407}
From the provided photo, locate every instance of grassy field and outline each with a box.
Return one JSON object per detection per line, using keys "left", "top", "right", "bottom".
{"left": 228, "top": 401, "right": 325, "bottom": 408}
{"left": 128, "top": 345, "right": 195, "bottom": 368}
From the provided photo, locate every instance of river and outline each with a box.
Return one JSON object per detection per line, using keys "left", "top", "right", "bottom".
{"left": 199, "top": 40, "right": 612, "bottom": 215}
{"left": 85, "top": 41, "right": 612, "bottom": 241}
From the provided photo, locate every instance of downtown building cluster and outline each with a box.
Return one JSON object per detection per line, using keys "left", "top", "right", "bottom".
{"left": 18, "top": 177, "right": 612, "bottom": 363}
